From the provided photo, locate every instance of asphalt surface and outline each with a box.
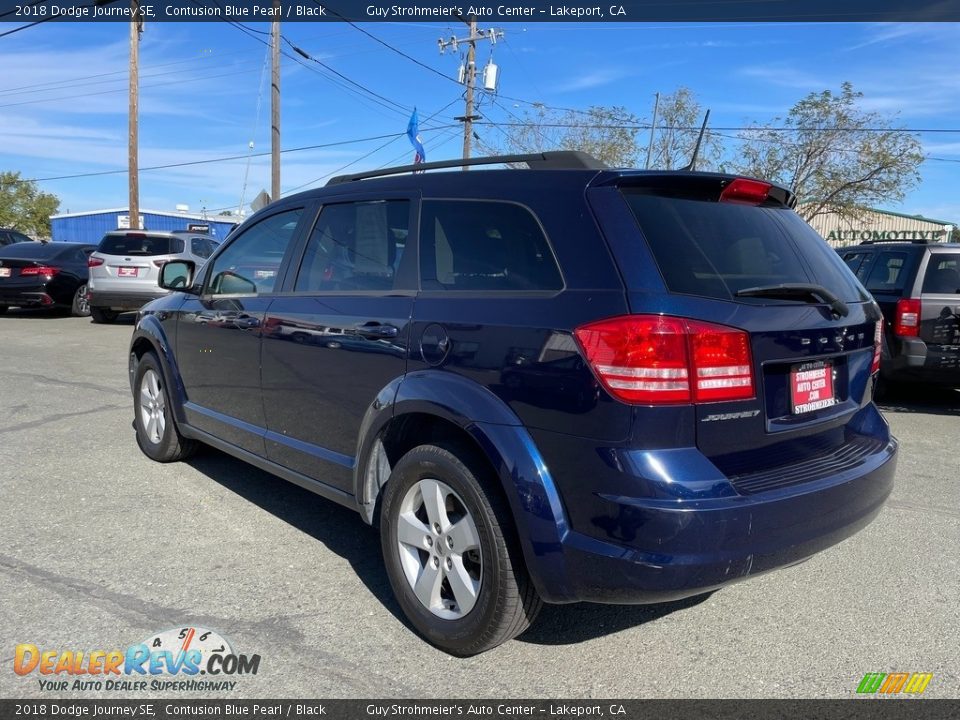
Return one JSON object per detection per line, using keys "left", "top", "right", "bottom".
{"left": 1, "top": 309, "right": 957, "bottom": 700}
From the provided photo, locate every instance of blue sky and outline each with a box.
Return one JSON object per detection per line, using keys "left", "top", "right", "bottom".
{"left": 2, "top": 21, "right": 959, "bottom": 221}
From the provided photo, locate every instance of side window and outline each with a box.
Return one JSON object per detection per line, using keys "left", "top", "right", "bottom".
{"left": 294, "top": 200, "right": 409, "bottom": 292}
{"left": 922, "top": 254, "right": 960, "bottom": 294}
{"left": 840, "top": 251, "right": 869, "bottom": 277}
{"left": 206, "top": 209, "right": 303, "bottom": 295}
{"left": 864, "top": 251, "right": 908, "bottom": 292}
{"left": 420, "top": 200, "right": 562, "bottom": 292}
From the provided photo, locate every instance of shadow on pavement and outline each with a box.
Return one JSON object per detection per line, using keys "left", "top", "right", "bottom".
{"left": 186, "top": 447, "right": 710, "bottom": 648}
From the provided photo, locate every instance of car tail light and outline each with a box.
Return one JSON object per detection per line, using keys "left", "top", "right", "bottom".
{"left": 20, "top": 265, "right": 60, "bottom": 277}
{"left": 153, "top": 260, "right": 166, "bottom": 267}
{"left": 872, "top": 321, "right": 882, "bottom": 374}
{"left": 87, "top": 256, "right": 105, "bottom": 268}
{"left": 719, "top": 178, "right": 771, "bottom": 205}
{"left": 574, "top": 315, "right": 755, "bottom": 404}
{"left": 894, "top": 298, "right": 921, "bottom": 337}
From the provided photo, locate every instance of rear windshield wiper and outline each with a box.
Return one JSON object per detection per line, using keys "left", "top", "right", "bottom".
{"left": 735, "top": 283, "right": 849, "bottom": 318}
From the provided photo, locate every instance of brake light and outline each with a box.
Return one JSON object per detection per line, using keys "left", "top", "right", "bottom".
{"left": 20, "top": 265, "right": 60, "bottom": 277}
{"left": 719, "top": 178, "right": 771, "bottom": 205}
{"left": 872, "top": 321, "right": 882, "bottom": 374}
{"left": 574, "top": 315, "right": 755, "bottom": 404}
{"left": 894, "top": 298, "right": 921, "bottom": 337}
{"left": 87, "top": 256, "right": 104, "bottom": 268}
{"left": 153, "top": 260, "right": 166, "bottom": 267}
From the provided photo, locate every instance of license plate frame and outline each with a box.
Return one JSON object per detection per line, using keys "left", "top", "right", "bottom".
{"left": 790, "top": 360, "right": 837, "bottom": 415}
{"left": 117, "top": 267, "right": 139, "bottom": 277}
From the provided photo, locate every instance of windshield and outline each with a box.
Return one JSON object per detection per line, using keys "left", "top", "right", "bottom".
{"left": 621, "top": 189, "right": 867, "bottom": 304}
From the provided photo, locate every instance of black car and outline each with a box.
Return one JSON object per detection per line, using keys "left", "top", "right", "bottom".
{"left": 0, "top": 242, "right": 97, "bottom": 316}
{"left": 128, "top": 152, "right": 896, "bottom": 655}
{"left": 0, "top": 228, "right": 34, "bottom": 246}
{"left": 838, "top": 239, "right": 960, "bottom": 387}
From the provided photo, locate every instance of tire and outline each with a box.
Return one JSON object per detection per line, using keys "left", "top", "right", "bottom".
{"left": 380, "top": 442, "right": 542, "bottom": 656}
{"left": 71, "top": 284, "right": 91, "bottom": 317}
{"left": 133, "top": 352, "right": 196, "bottom": 463}
{"left": 90, "top": 306, "right": 119, "bottom": 324}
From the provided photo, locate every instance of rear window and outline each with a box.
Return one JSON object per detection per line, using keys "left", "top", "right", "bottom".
{"left": 98, "top": 234, "right": 183, "bottom": 256}
{"left": 922, "top": 253, "right": 960, "bottom": 294}
{"left": 621, "top": 190, "right": 866, "bottom": 303}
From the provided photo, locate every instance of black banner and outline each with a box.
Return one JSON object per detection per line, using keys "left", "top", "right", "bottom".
{"left": 2, "top": 0, "right": 960, "bottom": 23}
{"left": 1, "top": 700, "right": 958, "bottom": 720}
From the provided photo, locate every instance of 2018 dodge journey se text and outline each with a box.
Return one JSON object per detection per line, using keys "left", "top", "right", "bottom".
{"left": 127, "top": 152, "right": 898, "bottom": 655}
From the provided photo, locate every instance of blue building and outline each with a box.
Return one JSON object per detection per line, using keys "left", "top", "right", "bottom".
{"left": 50, "top": 208, "right": 239, "bottom": 244}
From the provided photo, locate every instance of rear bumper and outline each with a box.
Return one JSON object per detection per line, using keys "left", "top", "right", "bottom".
{"left": 884, "top": 337, "right": 960, "bottom": 385}
{"left": 0, "top": 286, "right": 59, "bottom": 307}
{"left": 88, "top": 289, "right": 166, "bottom": 311}
{"left": 521, "top": 405, "right": 898, "bottom": 604}
{"left": 555, "top": 440, "right": 896, "bottom": 603}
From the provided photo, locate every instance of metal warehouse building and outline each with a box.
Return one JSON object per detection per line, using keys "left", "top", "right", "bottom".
{"left": 49, "top": 208, "right": 239, "bottom": 244}
{"left": 805, "top": 206, "right": 956, "bottom": 248}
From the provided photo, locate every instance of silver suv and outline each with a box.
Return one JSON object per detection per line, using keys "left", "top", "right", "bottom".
{"left": 87, "top": 230, "right": 219, "bottom": 323}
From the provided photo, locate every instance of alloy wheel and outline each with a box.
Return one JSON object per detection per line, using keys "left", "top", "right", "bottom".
{"left": 396, "top": 478, "right": 483, "bottom": 620}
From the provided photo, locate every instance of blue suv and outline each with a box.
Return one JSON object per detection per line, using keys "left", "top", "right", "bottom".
{"left": 129, "top": 152, "right": 897, "bottom": 655}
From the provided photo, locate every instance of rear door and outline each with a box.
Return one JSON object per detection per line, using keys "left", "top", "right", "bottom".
{"left": 259, "top": 194, "right": 417, "bottom": 492}
{"left": 593, "top": 176, "right": 882, "bottom": 482}
{"left": 917, "top": 249, "right": 960, "bottom": 371}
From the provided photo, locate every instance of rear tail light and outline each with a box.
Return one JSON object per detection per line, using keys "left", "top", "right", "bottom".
{"left": 894, "top": 298, "right": 921, "bottom": 337}
{"left": 153, "top": 260, "right": 166, "bottom": 267}
{"left": 872, "top": 321, "right": 882, "bottom": 374}
{"left": 20, "top": 266, "right": 60, "bottom": 277}
{"left": 87, "top": 256, "right": 105, "bottom": 268}
{"left": 719, "top": 178, "right": 771, "bottom": 205}
{"left": 574, "top": 315, "right": 755, "bottom": 404}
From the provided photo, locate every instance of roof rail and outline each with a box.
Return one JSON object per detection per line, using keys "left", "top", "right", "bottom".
{"left": 859, "top": 238, "right": 934, "bottom": 245}
{"left": 326, "top": 151, "right": 607, "bottom": 185}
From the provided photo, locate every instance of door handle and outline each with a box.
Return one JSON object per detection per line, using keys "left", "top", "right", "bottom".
{"left": 355, "top": 323, "right": 398, "bottom": 339}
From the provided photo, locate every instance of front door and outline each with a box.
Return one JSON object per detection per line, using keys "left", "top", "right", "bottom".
{"left": 176, "top": 206, "right": 308, "bottom": 454}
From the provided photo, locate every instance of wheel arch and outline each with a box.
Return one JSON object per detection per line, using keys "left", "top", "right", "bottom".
{"left": 129, "top": 316, "right": 189, "bottom": 424}
{"left": 354, "top": 370, "right": 575, "bottom": 602}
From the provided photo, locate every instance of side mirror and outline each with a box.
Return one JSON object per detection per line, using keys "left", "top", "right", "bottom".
{"left": 159, "top": 260, "right": 197, "bottom": 293}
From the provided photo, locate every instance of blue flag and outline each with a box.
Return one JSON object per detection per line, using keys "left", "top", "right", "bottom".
{"left": 406, "top": 108, "right": 426, "bottom": 165}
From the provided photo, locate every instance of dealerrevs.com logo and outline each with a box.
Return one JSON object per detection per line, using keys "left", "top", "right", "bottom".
{"left": 14, "top": 627, "right": 260, "bottom": 692}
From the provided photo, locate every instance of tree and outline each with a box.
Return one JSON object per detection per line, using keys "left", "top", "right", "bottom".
{"left": 733, "top": 82, "right": 923, "bottom": 222}
{"left": 648, "top": 87, "right": 722, "bottom": 171}
{"left": 490, "top": 104, "right": 642, "bottom": 168}
{"left": 0, "top": 171, "right": 60, "bottom": 238}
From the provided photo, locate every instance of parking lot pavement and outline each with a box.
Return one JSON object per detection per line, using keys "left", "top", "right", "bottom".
{"left": 0, "top": 310, "right": 957, "bottom": 700}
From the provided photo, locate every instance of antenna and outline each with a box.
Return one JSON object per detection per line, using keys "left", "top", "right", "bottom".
{"left": 683, "top": 109, "right": 711, "bottom": 172}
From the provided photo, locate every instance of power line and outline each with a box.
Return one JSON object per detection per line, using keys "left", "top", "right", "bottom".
{"left": 7, "top": 127, "right": 459, "bottom": 186}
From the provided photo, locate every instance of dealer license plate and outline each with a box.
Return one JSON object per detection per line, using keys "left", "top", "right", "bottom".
{"left": 790, "top": 360, "right": 836, "bottom": 414}
{"left": 117, "top": 267, "right": 139, "bottom": 277}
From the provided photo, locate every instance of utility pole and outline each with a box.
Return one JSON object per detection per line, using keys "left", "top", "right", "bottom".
{"left": 439, "top": 18, "right": 503, "bottom": 167}
{"left": 128, "top": 0, "right": 143, "bottom": 230}
{"left": 270, "top": 8, "right": 280, "bottom": 201}
{"left": 645, "top": 92, "right": 659, "bottom": 170}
